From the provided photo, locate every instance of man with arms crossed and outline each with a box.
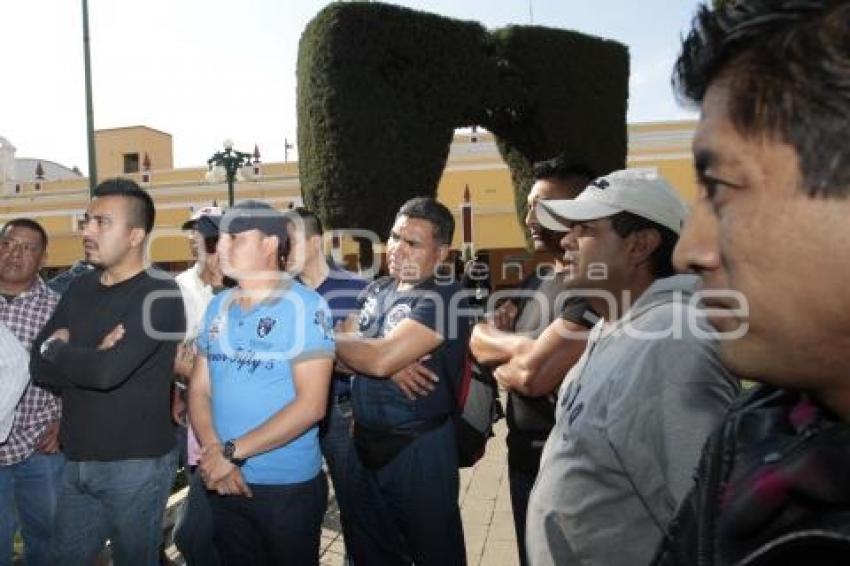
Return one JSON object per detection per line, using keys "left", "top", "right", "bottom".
{"left": 189, "top": 201, "right": 334, "bottom": 566}
{"left": 525, "top": 170, "right": 739, "bottom": 565}
{"left": 31, "top": 179, "right": 185, "bottom": 565}
{"left": 654, "top": 2, "right": 850, "bottom": 563}
{"left": 336, "top": 197, "right": 469, "bottom": 565}
{"left": 469, "top": 158, "right": 597, "bottom": 566}
{"left": 172, "top": 205, "right": 225, "bottom": 566}
{"left": 0, "top": 219, "right": 61, "bottom": 565}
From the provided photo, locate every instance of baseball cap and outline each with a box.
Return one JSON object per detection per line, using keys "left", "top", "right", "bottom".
{"left": 536, "top": 169, "right": 687, "bottom": 235}
{"left": 181, "top": 205, "right": 223, "bottom": 230}
{"left": 216, "top": 200, "right": 287, "bottom": 248}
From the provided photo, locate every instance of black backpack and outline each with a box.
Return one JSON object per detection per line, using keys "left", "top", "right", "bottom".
{"left": 450, "top": 351, "right": 503, "bottom": 468}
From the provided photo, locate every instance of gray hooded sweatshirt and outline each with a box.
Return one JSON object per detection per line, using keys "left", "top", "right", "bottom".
{"left": 526, "top": 275, "right": 739, "bottom": 566}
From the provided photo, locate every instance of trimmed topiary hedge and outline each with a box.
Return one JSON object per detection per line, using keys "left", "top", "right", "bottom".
{"left": 297, "top": 2, "right": 628, "bottom": 252}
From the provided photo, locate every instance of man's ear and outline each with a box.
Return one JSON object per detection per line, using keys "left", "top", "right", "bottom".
{"left": 438, "top": 244, "right": 450, "bottom": 263}
{"left": 129, "top": 227, "right": 147, "bottom": 249}
{"left": 310, "top": 234, "right": 323, "bottom": 255}
{"left": 629, "top": 228, "right": 661, "bottom": 267}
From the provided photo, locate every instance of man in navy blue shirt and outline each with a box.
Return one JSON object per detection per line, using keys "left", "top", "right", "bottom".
{"left": 336, "top": 197, "right": 470, "bottom": 565}
{"left": 283, "top": 207, "right": 366, "bottom": 564}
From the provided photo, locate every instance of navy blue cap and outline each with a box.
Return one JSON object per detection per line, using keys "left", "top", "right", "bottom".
{"left": 216, "top": 200, "right": 287, "bottom": 248}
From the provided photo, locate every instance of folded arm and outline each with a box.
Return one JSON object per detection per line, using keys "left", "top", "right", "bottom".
{"left": 38, "top": 294, "right": 184, "bottom": 391}
{"left": 336, "top": 317, "right": 443, "bottom": 377}
{"left": 494, "top": 318, "right": 589, "bottom": 397}
{"left": 469, "top": 321, "right": 533, "bottom": 365}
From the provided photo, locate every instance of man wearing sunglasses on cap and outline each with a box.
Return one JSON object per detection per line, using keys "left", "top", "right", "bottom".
{"left": 173, "top": 205, "right": 228, "bottom": 566}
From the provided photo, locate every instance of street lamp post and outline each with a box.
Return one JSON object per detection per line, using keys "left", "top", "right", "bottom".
{"left": 207, "top": 139, "right": 253, "bottom": 206}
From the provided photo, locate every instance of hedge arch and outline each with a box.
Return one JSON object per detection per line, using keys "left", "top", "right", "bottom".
{"left": 297, "top": 2, "right": 628, "bottom": 255}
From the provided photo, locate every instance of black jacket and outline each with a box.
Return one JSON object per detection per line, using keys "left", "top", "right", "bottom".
{"left": 652, "top": 386, "right": 850, "bottom": 566}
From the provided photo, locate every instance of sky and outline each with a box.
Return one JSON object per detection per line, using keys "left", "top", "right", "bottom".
{"left": 1, "top": 0, "right": 703, "bottom": 175}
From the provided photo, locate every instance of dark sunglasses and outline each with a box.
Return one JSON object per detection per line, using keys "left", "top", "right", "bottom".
{"left": 203, "top": 237, "right": 219, "bottom": 254}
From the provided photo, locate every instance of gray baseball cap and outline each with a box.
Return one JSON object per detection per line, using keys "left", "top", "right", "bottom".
{"left": 537, "top": 169, "right": 687, "bottom": 235}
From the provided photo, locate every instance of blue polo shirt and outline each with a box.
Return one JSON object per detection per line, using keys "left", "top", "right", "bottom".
{"left": 312, "top": 267, "right": 367, "bottom": 398}
{"left": 197, "top": 280, "right": 335, "bottom": 485}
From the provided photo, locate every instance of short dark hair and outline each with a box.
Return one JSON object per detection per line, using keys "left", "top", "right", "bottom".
{"left": 1, "top": 218, "right": 48, "bottom": 250}
{"left": 93, "top": 178, "right": 156, "bottom": 233}
{"left": 674, "top": 1, "right": 850, "bottom": 197}
{"left": 287, "top": 207, "right": 324, "bottom": 237}
{"left": 396, "top": 197, "right": 454, "bottom": 245}
{"left": 610, "top": 212, "right": 678, "bottom": 278}
{"left": 533, "top": 156, "right": 597, "bottom": 184}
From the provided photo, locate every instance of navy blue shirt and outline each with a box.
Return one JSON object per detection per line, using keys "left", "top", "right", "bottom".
{"left": 311, "top": 267, "right": 368, "bottom": 397}
{"left": 351, "top": 276, "right": 471, "bottom": 431}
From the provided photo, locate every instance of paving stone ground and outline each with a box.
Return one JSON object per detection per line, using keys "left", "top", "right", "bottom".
{"left": 319, "top": 416, "right": 518, "bottom": 566}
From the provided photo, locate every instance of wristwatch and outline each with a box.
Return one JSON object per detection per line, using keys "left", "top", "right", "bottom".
{"left": 222, "top": 440, "right": 246, "bottom": 467}
{"left": 39, "top": 336, "right": 61, "bottom": 360}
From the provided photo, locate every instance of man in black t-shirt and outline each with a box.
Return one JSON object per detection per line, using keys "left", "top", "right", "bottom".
{"left": 336, "top": 197, "right": 469, "bottom": 565}
{"left": 470, "top": 157, "right": 595, "bottom": 566}
{"left": 32, "top": 179, "right": 185, "bottom": 564}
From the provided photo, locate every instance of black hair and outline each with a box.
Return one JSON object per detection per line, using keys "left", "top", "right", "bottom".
{"left": 396, "top": 197, "right": 455, "bottom": 245}
{"left": 533, "top": 156, "right": 597, "bottom": 185}
{"left": 288, "top": 207, "right": 324, "bottom": 237}
{"left": 1, "top": 218, "right": 48, "bottom": 249}
{"left": 674, "top": 1, "right": 850, "bottom": 196}
{"left": 93, "top": 178, "right": 156, "bottom": 233}
{"left": 610, "top": 212, "right": 678, "bottom": 278}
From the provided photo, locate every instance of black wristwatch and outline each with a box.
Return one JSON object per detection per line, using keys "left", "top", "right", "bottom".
{"left": 222, "top": 440, "right": 246, "bottom": 467}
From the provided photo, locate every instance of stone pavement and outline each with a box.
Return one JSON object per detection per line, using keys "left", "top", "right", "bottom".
{"left": 319, "top": 417, "right": 519, "bottom": 566}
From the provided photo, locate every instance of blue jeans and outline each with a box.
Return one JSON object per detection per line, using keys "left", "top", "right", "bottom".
{"left": 208, "top": 472, "right": 328, "bottom": 566}
{"left": 173, "top": 468, "right": 218, "bottom": 566}
{"left": 347, "top": 419, "right": 465, "bottom": 566}
{"left": 0, "top": 452, "right": 65, "bottom": 566}
{"left": 319, "top": 397, "right": 354, "bottom": 564}
{"left": 49, "top": 448, "right": 177, "bottom": 566}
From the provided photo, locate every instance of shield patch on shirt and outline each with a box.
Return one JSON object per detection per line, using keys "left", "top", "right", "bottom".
{"left": 385, "top": 303, "right": 412, "bottom": 333}
{"left": 256, "top": 317, "right": 276, "bottom": 338}
{"left": 314, "top": 310, "right": 334, "bottom": 340}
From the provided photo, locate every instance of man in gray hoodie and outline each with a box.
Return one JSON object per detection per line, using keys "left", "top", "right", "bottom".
{"left": 524, "top": 169, "right": 739, "bottom": 566}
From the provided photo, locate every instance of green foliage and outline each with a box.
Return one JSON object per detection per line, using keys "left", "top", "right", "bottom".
{"left": 297, "top": 3, "right": 628, "bottom": 251}
{"left": 486, "top": 25, "right": 628, "bottom": 231}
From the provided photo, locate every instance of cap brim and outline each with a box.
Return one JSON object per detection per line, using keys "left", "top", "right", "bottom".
{"left": 181, "top": 219, "right": 197, "bottom": 230}
{"left": 536, "top": 199, "right": 623, "bottom": 231}
{"left": 195, "top": 216, "right": 221, "bottom": 238}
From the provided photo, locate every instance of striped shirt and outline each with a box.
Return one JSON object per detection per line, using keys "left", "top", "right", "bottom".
{"left": 0, "top": 277, "right": 60, "bottom": 465}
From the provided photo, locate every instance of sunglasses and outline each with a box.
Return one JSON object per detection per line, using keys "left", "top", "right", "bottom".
{"left": 203, "top": 237, "right": 219, "bottom": 254}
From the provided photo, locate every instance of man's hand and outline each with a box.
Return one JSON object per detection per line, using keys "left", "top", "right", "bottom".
{"left": 211, "top": 468, "right": 253, "bottom": 498}
{"left": 335, "top": 313, "right": 359, "bottom": 335}
{"left": 390, "top": 357, "right": 439, "bottom": 400}
{"left": 97, "top": 324, "right": 125, "bottom": 351}
{"left": 494, "top": 362, "right": 519, "bottom": 392}
{"left": 173, "top": 341, "right": 196, "bottom": 379}
{"left": 49, "top": 328, "right": 70, "bottom": 344}
{"left": 171, "top": 386, "right": 187, "bottom": 426}
{"left": 37, "top": 420, "right": 60, "bottom": 454}
{"left": 490, "top": 300, "right": 518, "bottom": 331}
{"left": 199, "top": 443, "right": 236, "bottom": 488}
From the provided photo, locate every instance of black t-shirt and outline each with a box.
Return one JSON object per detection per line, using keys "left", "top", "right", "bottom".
{"left": 506, "top": 268, "right": 598, "bottom": 474}
{"left": 31, "top": 268, "right": 185, "bottom": 461}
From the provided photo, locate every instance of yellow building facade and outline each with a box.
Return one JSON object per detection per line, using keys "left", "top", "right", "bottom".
{"left": 0, "top": 121, "right": 698, "bottom": 285}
